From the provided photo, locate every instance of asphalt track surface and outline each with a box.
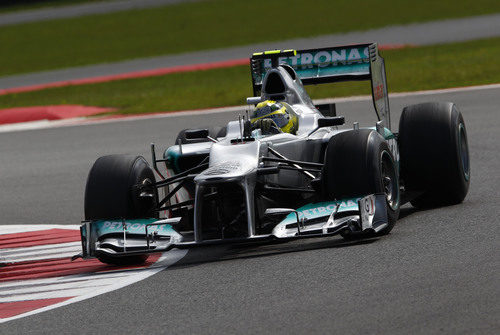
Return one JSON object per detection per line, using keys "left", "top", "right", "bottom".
{"left": 1, "top": 87, "right": 499, "bottom": 334}
{"left": 0, "top": 0, "right": 203, "bottom": 27}
{"left": 1, "top": 13, "right": 500, "bottom": 90}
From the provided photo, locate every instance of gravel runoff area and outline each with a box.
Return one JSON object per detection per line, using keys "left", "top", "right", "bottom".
{"left": 0, "top": 13, "right": 499, "bottom": 90}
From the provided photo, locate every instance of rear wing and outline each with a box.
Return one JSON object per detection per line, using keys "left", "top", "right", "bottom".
{"left": 250, "top": 43, "right": 391, "bottom": 128}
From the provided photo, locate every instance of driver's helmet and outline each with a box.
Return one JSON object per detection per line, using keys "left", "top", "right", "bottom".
{"left": 250, "top": 100, "right": 298, "bottom": 134}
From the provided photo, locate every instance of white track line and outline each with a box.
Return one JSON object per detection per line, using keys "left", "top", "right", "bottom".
{"left": 0, "top": 225, "right": 80, "bottom": 234}
{"left": 1, "top": 242, "right": 81, "bottom": 263}
{"left": 0, "top": 249, "right": 187, "bottom": 323}
{"left": 0, "top": 272, "right": 133, "bottom": 289}
{"left": 314, "top": 83, "right": 500, "bottom": 105}
{"left": 1, "top": 242, "right": 81, "bottom": 256}
{"left": 0, "top": 278, "right": 121, "bottom": 301}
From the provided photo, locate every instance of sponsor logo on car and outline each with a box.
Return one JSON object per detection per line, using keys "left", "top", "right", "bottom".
{"left": 297, "top": 200, "right": 358, "bottom": 219}
{"left": 95, "top": 219, "right": 179, "bottom": 236}
{"left": 277, "top": 199, "right": 360, "bottom": 225}
{"left": 263, "top": 47, "right": 370, "bottom": 69}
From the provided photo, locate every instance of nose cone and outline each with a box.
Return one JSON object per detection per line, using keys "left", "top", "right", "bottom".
{"left": 194, "top": 140, "right": 260, "bottom": 184}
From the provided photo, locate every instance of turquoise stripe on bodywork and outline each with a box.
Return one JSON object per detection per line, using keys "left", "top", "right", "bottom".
{"left": 91, "top": 218, "right": 179, "bottom": 237}
{"left": 370, "top": 126, "right": 399, "bottom": 171}
{"left": 164, "top": 146, "right": 181, "bottom": 174}
{"left": 278, "top": 198, "right": 360, "bottom": 225}
{"left": 369, "top": 126, "right": 395, "bottom": 140}
{"left": 383, "top": 127, "right": 395, "bottom": 139}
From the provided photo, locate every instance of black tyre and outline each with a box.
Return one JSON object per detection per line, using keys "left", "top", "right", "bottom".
{"left": 175, "top": 126, "right": 227, "bottom": 144}
{"left": 322, "top": 129, "right": 400, "bottom": 236}
{"left": 399, "top": 102, "right": 470, "bottom": 208}
{"left": 84, "top": 154, "right": 158, "bottom": 265}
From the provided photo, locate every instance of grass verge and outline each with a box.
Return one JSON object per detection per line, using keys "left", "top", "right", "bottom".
{"left": 1, "top": 0, "right": 500, "bottom": 76}
{"left": 0, "top": 38, "right": 499, "bottom": 114}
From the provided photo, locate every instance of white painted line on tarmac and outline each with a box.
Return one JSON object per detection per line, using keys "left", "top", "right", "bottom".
{"left": 315, "top": 83, "right": 500, "bottom": 104}
{"left": 0, "top": 224, "right": 79, "bottom": 234}
{"left": 0, "top": 249, "right": 187, "bottom": 323}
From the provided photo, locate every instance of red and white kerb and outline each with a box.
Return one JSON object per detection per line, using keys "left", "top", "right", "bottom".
{"left": 0, "top": 225, "right": 186, "bottom": 323}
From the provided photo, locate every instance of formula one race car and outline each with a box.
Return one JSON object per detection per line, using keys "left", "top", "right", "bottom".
{"left": 76, "top": 43, "right": 470, "bottom": 264}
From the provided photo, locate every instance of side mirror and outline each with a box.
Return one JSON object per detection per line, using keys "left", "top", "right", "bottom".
{"left": 246, "top": 96, "right": 263, "bottom": 105}
{"left": 315, "top": 103, "right": 336, "bottom": 117}
{"left": 317, "top": 116, "right": 345, "bottom": 128}
{"left": 185, "top": 128, "right": 209, "bottom": 140}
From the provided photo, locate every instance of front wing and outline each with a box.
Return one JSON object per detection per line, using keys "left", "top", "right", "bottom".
{"left": 76, "top": 194, "right": 388, "bottom": 260}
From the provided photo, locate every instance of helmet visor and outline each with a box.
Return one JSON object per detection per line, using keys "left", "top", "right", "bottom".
{"left": 251, "top": 104, "right": 290, "bottom": 128}
{"left": 265, "top": 112, "right": 289, "bottom": 128}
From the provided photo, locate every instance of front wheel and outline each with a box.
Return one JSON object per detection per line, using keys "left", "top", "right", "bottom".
{"left": 84, "top": 154, "right": 158, "bottom": 265}
{"left": 322, "top": 129, "right": 400, "bottom": 237}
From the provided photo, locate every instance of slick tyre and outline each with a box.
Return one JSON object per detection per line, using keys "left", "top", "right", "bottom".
{"left": 399, "top": 102, "right": 470, "bottom": 208}
{"left": 84, "top": 155, "right": 158, "bottom": 265}
{"left": 323, "top": 129, "right": 400, "bottom": 237}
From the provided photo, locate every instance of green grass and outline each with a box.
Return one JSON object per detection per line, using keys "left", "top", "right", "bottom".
{"left": 1, "top": 38, "right": 499, "bottom": 114}
{"left": 1, "top": 0, "right": 500, "bottom": 76}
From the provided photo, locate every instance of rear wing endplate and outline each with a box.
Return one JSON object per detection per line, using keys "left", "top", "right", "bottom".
{"left": 250, "top": 43, "right": 391, "bottom": 128}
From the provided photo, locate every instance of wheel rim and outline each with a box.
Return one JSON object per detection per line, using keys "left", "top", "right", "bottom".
{"left": 458, "top": 123, "right": 470, "bottom": 181}
{"left": 381, "top": 151, "right": 399, "bottom": 211}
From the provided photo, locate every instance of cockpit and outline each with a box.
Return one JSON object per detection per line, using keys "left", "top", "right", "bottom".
{"left": 246, "top": 64, "right": 319, "bottom": 137}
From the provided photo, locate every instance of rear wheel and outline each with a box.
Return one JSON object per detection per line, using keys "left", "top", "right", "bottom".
{"left": 322, "top": 129, "right": 400, "bottom": 237}
{"left": 399, "top": 102, "right": 470, "bottom": 208}
{"left": 85, "top": 154, "right": 158, "bottom": 265}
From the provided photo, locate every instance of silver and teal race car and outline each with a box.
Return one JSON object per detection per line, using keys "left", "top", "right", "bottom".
{"left": 76, "top": 43, "right": 470, "bottom": 265}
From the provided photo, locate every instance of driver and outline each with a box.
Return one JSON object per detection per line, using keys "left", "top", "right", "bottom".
{"left": 250, "top": 100, "right": 298, "bottom": 135}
